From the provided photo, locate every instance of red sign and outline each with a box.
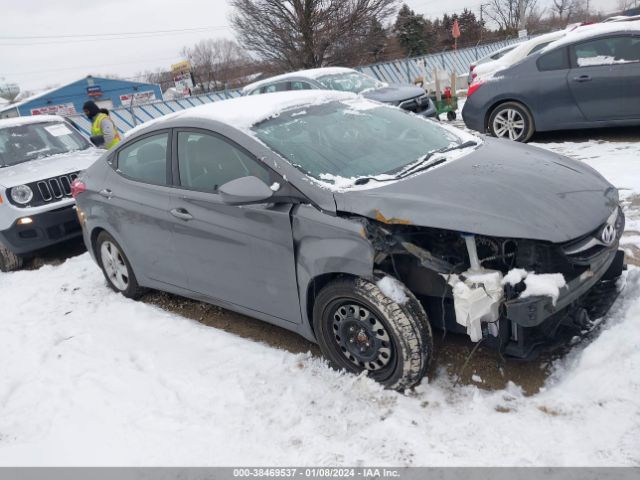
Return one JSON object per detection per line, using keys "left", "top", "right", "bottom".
{"left": 452, "top": 19, "right": 461, "bottom": 39}
{"left": 30, "top": 103, "right": 77, "bottom": 116}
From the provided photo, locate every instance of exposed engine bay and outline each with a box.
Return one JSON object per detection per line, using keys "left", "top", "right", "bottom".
{"left": 358, "top": 207, "right": 626, "bottom": 358}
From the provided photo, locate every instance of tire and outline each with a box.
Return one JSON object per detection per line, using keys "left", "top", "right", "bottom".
{"left": 313, "top": 276, "right": 433, "bottom": 391}
{"left": 0, "top": 241, "right": 23, "bottom": 272}
{"left": 488, "top": 101, "right": 535, "bottom": 142}
{"left": 447, "top": 111, "right": 457, "bottom": 121}
{"left": 95, "top": 231, "right": 145, "bottom": 299}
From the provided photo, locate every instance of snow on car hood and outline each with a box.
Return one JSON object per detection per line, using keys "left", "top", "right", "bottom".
{"left": 334, "top": 138, "right": 618, "bottom": 243}
{"left": 0, "top": 148, "right": 103, "bottom": 188}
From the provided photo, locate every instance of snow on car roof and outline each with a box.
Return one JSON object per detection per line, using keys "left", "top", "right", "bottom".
{"left": 0, "top": 115, "right": 65, "bottom": 129}
{"left": 242, "top": 67, "right": 356, "bottom": 93}
{"left": 126, "top": 90, "right": 358, "bottom": 137}
{"left": 542, "top": 20, "right": 640, "bottom": 52}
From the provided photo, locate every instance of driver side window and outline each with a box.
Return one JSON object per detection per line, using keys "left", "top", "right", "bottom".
{"left": 176, "top": 131, "right": 271, "bottom": 192}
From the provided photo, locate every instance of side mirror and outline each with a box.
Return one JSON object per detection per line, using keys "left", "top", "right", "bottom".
{"left": 219, "top": 176, "right": 274, "bottom": 205}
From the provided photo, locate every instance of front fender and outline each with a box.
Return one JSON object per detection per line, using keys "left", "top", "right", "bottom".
{"left": 292, "top": 204, "right": 375, "bottom": 339}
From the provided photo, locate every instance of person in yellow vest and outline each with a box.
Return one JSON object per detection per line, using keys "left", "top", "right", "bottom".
{"left": 82, "top": 100, "right": 121, "bottom": 149}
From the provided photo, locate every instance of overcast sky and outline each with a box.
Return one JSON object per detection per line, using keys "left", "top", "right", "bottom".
{"left": 1, "top": 0, "right": 619, "bottom": 93}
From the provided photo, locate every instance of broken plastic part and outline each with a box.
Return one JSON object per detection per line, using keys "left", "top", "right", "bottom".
{"left": 448, "top": 269, "right": 504, "bottom": 342}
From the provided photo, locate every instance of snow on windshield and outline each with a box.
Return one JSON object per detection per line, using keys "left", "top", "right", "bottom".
{"left": 0, "top": 121, "right": 91, "bottom": 167}
{"left": 252, "top": 98, "right": 481, "bottom": 192}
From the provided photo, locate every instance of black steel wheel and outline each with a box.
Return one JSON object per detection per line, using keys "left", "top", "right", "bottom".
{"left": 313, "top": 276, "right": 432, "bottom": 390}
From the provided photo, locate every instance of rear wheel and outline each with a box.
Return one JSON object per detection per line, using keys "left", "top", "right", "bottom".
{"left": 447, "top": 111, "right": 457, "bottom": 121}
{"left": 488, "top": 102, "right": 535, "bottom": 142}
{"left": 96, "top": 231, "right": 145, "bottom": 298}
{"left": 0, "top": 241, "right": 23, "bottom": 272}
{"left": 313, "top": 276, "right": 432, "bottom": 391}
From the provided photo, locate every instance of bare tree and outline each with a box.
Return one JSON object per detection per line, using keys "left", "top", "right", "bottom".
{"left": 617, "top": 0, "right": 636, "bottom": 11}
{"left": 551, "top": 0, "right": 577, "bottom": 19}
{"left": 181, "top": 38, "right": 249, "bottom": 92}
{"left": 486, "top": 0, "right": 539, "bottom": 31}
{"left": 230, "top": 0, "right": 398, "bottom": 71}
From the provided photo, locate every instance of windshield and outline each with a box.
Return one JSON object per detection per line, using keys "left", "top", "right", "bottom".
{"left": 0, "top": 121, "right": 91, "bottom": 167}
{"left": 252, "top": 100, "right": 462, "bottom": 184}
{"left": 316, "top": 72, "right": 385, "bottom": 94}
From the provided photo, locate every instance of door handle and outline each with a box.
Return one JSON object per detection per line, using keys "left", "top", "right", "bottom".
{"left": 573, "top": 75, "right": 592, "bottom": 83}
{"left": 170, "top": 208, "right": 193, "bottom": 221}
{"left": 99, "top": 189, "right": 113, "bottom": 198}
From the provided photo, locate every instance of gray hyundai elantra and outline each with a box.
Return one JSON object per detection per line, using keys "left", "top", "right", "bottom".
{"left": 72, "top": 90, "right": 625, "bottom": 390}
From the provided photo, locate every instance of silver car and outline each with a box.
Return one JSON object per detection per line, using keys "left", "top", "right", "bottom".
{"left": 73, "top": 91, "right": 625, "bottom": 390}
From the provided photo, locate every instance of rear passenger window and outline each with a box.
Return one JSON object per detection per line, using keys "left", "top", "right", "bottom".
{"left": 572, "top": 36, "right": 640, "bottom": 67}
{"left": 537, "top": 48, "right": 569, "bottom": 71}
{"left": 291, "top": 81, "right": 312, "bottom": 90}
{"left": 176, "top": 131, "right": 271, "bottom": 192}
{"left": 262, "top": 83, "right": 289, "bottom": 93}
{"left": 116, "top": 133, "right": 168, "bottom": 185}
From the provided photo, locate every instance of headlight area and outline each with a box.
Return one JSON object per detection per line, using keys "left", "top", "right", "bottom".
{"left": 10, "top": 185, "right": 34, "bottom": 205}
{"left": 360, "top": 219, "right": 625, "bottom": 359}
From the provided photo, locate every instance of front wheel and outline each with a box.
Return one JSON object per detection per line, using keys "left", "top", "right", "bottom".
{"left": 313, "top": 276, "right": 432, "bottom": 390}
{"left": 0, "top": 241, "right": 23, "bottom": 272}
{"left": 488, "top": 102, "right": 535, "bottom": 142}
{"left": 96, "top": 231, "right": 145, "bottom": 298}
{"left": 447, "top": 111, "right": 457, "bottom": 121}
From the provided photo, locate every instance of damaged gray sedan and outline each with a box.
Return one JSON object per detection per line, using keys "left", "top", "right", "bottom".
{"left": 72, "top": 90, "right": 625, "bottom": 390}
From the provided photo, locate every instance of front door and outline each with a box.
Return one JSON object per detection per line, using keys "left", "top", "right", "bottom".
{"left": 168, "top": 129, "right": 302, "bottom": 324}
{"left": 568, "top": 34, "right": 640, "bottom": 121}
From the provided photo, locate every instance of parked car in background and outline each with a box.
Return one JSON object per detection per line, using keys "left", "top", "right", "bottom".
{"left": 73, "top": 90, "right": 624, "bottom": 390}
{"left": 467, "top": 44, "right": 518, "bottom": 85}
{"left": 0, "top": 116, "right": 102, "bottom": 271}
{"left": 242, "top": 67, "right": 437, "bottom": 118}
{"left": 462, "top": 21, "right": 640, "bottom": 141}
{"left": 471, "top": 30, "right": 567, "bottom": 82}
{"left": 602, "top": 14, "right": 640, "bottom": 22}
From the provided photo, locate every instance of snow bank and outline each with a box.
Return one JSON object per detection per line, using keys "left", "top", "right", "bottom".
{"left": 376, "top": 276, "right": 409, "bottom": 304}
{"left": 0, "top": 256, "right": 638, "bottom": 466}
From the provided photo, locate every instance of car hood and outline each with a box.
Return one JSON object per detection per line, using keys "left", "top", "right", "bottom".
{"left": 362, "top": 84, "right": 426, "bottom": 104}
{"left": 334, "top": 138, "right": 617, "bottom": 243}
{"left": 0, "top": 148, "right": 103, "bottom": 188}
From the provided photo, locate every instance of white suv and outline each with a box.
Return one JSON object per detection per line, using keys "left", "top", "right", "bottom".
{"left": 0, "top": 115, "right": 103, "bottom": 271}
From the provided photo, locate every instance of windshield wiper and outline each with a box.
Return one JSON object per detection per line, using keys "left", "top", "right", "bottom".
{"left": 351, "top": 141, "right": 478, "bottom": 186}
{"left": 395, "top": 140, "right": 478, "bottom": 179}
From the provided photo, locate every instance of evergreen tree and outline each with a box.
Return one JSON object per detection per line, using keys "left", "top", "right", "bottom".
{"left": 394, "top": 4, "right": 427, "bottom": 56}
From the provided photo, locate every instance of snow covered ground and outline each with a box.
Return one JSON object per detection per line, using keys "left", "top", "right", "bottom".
{"left": 1, "top": 131, "right": 639, "bottom": 466}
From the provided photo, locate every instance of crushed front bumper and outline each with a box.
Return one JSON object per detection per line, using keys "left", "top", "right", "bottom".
{"left": 0, "top": 205, "right": 82, "bottom": 255}
{"left": 500, "top": 249, "right": 625, "bottom": 358}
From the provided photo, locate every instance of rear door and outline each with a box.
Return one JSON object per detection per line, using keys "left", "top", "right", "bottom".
{"left": 531, "top": 47, "right": 582, "bottom": 128}
{"left": 100, "top": 130, "right": 186, "bottom": 286}
{"left": 568, "top": 34, "right": 640, "bottom": 121}
{"left": 167, "top": 128, "right": 302, "bottom": 324}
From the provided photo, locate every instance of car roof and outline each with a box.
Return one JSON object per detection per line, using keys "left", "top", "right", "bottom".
{"left": 126, "top": 90, "right": 358, "bottom": 138}
{"left": 542, "top": 20, "right": 640, "bottom": 52}
{"left": 242, "top": 67, "right": 356, "bottom": 94}
{"left": 0, "top": 115, "right": 65, "bottom": 129}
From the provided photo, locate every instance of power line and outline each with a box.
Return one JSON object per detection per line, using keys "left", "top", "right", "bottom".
{"left": 0, "top": 25, "right": 229, "bottom": 40}
{"left": 0, "top": 27, "right": 231, "bottom": 46}
{"left": 4, "top": 57, "right": 182, "bottom": 77}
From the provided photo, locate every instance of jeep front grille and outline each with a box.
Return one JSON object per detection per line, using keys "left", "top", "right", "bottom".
{"left": 12, "top": 172, "right": 80, "bottom": 208}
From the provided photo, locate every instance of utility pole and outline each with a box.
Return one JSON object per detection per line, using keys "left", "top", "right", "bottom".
{"left": 479, "top": 3, "right": 490, "bottom": 25}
